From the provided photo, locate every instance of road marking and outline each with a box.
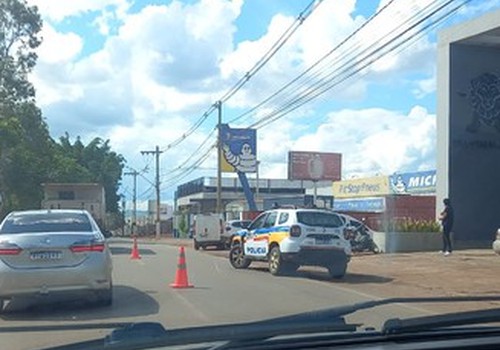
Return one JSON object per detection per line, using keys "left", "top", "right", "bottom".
{"left": 213, "top": 261, "right": 222, "bottom": 274}
{"left": 171, "top": 291, "right": 210, "bottom": 323}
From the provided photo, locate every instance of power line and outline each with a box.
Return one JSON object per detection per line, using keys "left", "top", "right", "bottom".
{"left": 245, "top": 0, "right": 464, "bottom": 130}
{"left": 160, "top": 126, "right": 217, "bottom": 179}
{"left": 227, "top": 0, "right": 397, "bottom": 126}
{"left": 160, "top": 105, "right": 217, "bottom": 152}
{"left": 158, "top": 0, "right": 323, "bottom": 154}
{"left": 138, "top": 185, "right": 154, "bottom": 200}
{"left": 219, "top": 0, "right": 324, "bottom": 104}
{"left": 160, "top": 144, "right": 216, "bottom": 191}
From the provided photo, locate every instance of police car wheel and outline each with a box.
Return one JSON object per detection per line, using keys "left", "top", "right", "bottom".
{"left": 269, "top": 246, "right": 285, "bottom": 276}
{"left": 229, "top": 245, "right": 251, "bottom": 269}
{"left": 194, "top": 240, "right": 200, "bottom": 250}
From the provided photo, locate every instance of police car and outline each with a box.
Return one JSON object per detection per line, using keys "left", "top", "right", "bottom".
{"left": 229, "top": 208, "right": 352, "bottom": 278}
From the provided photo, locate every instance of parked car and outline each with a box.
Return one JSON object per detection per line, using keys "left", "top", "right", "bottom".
{"left": 222, "top": 219, "right": 251, "bottom": 248}
{"left": 192, "top": 213, "right": 224, "bottom": 250}
{"left": 0, "top": 209, "right": 113, "bottom": 312}
{"left": 229, "top": 208, "right": 352, "bottom": 278}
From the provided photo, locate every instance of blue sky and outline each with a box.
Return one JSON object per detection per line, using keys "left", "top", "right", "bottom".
{"left": 27, "top": 0, "right": 500, "bottom": 206}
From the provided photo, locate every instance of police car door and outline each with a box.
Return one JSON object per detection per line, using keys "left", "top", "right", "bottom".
{"left": 245, "top": 211, "right": 277, "bottom": 258}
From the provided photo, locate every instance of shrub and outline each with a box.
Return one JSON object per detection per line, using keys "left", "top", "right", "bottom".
{"left": 384, "top": 217, "right": 441, "bottom": 233}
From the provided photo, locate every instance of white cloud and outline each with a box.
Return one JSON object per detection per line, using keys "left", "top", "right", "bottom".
{"left": 32, "top": 0, "right": 243, "bottom": 136}
{"left": 36, "top": 24, "right": 83, "bottom": 64}
{"left": 28, "top": 0, "right": 456, "bottom": 200}
{"left": 27, "top": 0, "right": 130, "bottom": 22}
{"left": 412, "top": 76, "right": 436, "bottom": 99}
{"left": 289, "top": 106, "right": 436, "bottom": 177}
{"left": 31, "top": 23, "right": 84, "bottom": 106}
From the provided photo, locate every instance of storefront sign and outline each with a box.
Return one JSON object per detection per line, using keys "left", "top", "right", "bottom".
{"left": 333, "top": 197, "right": 386, "bottom": 212}
{"left": 389, "top": 170, "right": 436, "bottom": 194}
{"left": 332, "top": 176, "right": 390, "bottom": 198}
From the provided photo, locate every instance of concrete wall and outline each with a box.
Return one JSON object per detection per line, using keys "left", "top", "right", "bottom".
{"left": 448, "top": 45, "right": 500, "bottom": 245}
{"left": 372, "top": 231, "right": 442, "bottom": 253}
{"left": 437, "top": 10, "right": 500, "bottom": 247}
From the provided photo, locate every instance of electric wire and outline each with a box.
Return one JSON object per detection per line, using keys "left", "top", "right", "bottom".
{"left": 160, "top": 127, "right": 217, "bottom": 179}
{"left": 160, "top": 144, "right": 217, "bottom": 191}
{"left": 226, "top": 0, "right": 397, "bottom": 126}
{"left": 158, "top": 0, "right": 323, "bottom": 153}
{"left": 218, "top": 0, "right": 323, "bottom": 104}
{"left": 248, "top": 0, "right": 442, "bottom": 128}
{"left": 247, "top": 0, "right": 464, "bottom": 130}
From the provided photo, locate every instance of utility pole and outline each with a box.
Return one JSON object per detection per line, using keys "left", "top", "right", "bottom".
{"left": 141, "top": 146, "right": 163, "bottom": 239}
{"left": 216, "top": 101, "right": 222, "bottom": 215}
{"left": 121, "top": 195, "right": 125, "bottom": 237}
{"left": 256, "top": 160, "right": 260, "bottom": 209}
{"left": 124, "top": 169, "right": 139, "bottom": 236}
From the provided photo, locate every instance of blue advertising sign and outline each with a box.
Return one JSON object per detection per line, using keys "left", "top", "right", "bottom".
{"left": 333, "top": 197, "right": 386, "bottom": 213}
{"left": 220, "top": 124, "right": 257, "bottom": 173}
{"left": 389, "top": 170, "right": 436, "bottom": 194}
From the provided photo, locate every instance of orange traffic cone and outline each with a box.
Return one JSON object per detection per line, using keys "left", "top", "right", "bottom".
{"left": 130, "top": 236, "right": 141, "bottom": 260}
{"left": 170, "top": 246, "right": 194, "bottom": 288}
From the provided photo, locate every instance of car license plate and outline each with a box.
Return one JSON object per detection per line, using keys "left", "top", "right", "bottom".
{"left": 30, "top": 251, "right": 62, "bottom": 260}
{"left": 315, "top": 238, "right": 332, "bottom": 245}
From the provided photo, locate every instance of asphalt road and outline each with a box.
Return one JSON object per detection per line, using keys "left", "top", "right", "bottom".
{"left": 0, "top": 239, "right": 434, "bottom": 350}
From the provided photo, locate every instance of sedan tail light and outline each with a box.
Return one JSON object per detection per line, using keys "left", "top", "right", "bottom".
{"left": 70, "top": 240, "right": 105, "bottom": 253}
{"left": 0, "top": 242, "right": 22, "bottom": 255}
{"left": 290, "top": 225, "right": 302, "bottom": 237}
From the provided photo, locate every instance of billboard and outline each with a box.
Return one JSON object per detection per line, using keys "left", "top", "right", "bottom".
{"left": 332, "top": 176, "right": 390, "bottom": 198}
{"left": 220, "top": 124, "right": 257, "bottom": 173}
{"left": 288, "top": 151, "right": 341, "bottom": 181}
{"left": 389, "top": 170, "right": 436, "bottom": 194}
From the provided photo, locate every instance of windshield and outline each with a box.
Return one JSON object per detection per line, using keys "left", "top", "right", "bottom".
{"left": 297, "top": 211, "right": 343, "bottom": 228}
{"left": 1, "top": 0, "right": 500, "bottom": 349}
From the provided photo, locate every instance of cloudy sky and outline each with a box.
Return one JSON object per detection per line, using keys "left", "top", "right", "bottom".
{"left": 27, "top": 0, "right": 500, "bottom": 205}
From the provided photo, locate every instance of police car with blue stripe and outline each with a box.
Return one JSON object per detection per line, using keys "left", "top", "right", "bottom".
{"left": 229, "top": 208, "right": 352, "bottom": 278}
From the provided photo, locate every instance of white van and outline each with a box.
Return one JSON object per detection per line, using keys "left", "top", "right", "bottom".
{"left": 192, "top": 213, "right": 224, "bottom": 250}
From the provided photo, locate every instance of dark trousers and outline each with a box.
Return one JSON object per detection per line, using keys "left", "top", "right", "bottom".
{"left": 442, "top": 226, "right": 452, "bottom": 253}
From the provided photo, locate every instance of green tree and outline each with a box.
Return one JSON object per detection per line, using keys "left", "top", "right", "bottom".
{"left": 0, "top": 0, "right": 43, "bottom": 217}
{"left": 0, "top": 0, "right": 42, "bottom": 109}
{"left": 2, "top": 105, "right": 54, "bottom": 213}
{"left": 53, "top": 135, "right": 126, "bottom": 214}
{"left": 0, "top": 1, "right": 126, "bottom": 218}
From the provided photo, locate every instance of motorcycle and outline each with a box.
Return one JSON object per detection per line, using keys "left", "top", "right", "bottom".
{"left": 344, "top": 224, "right": 379, "bottom": 254}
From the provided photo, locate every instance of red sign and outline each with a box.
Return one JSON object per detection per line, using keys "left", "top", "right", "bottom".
{"left": 288, "top": 151, "right": 342, "bottom": 181}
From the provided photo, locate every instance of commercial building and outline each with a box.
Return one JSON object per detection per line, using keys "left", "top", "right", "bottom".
{"left": 41, "top": 183, "right": 106, "bottom": 225}
{"left": 309, "top": 171, "right": 436, "bottom": 230}
{"left": 175, "top": 176, "right": 332, "bottom": 218}
{"left": 437, "top": 9, "right": 500, "bottom": 247}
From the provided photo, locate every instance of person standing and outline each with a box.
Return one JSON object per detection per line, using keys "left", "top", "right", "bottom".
{"left": 439, "top": 198, "right": 454, "bottom": 256}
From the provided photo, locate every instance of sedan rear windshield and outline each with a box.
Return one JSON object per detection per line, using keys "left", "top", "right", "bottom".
{"left": 0, "top": 213, "right": 92, "bottom": 234}
{"left": 296, "top": 211, "right": 343, "bottom": 228}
